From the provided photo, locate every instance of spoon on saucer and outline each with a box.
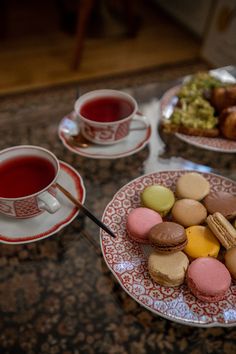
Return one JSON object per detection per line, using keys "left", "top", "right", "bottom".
{"left": 60, "top": 117, "right": 90, "bottom": 148}
{"left": 68, "top": 134, "right": 90, "bottom": 148}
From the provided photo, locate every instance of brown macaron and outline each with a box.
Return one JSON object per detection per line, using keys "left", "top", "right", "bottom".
{"left": 203, "top": 191, "right": 236, "bottom": 220}
{"left": 171, "top": 199, "right": 207, "bottom": 227}
{"left": 148, "top": 221, "right": 187, "bottom": 254}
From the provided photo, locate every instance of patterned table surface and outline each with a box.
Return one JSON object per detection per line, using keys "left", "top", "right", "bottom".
{"left": 0, "top": 63, "right": 236, "bottom": 354}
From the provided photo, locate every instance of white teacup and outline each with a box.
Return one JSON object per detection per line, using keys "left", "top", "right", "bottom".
{"left": 0, "top": 145, "right": 61, "bottom": 219}
{"left": 74, "top": 89, "right": 149, "bottom": 145}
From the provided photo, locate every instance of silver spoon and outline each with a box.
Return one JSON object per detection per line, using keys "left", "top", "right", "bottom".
{"left": 60, "top": 117, "right": 90, "bottom": 148}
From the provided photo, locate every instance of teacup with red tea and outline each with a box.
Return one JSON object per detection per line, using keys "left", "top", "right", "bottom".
{"left": 74, "top": 89, "right": 149, "bottom": 145}
{"left": 0, "top": 145, "right": 61, "bottom": 218}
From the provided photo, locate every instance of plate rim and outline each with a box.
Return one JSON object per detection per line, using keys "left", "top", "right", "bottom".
{"left": 175, "top": 132, "right": 236, "bottom": 153}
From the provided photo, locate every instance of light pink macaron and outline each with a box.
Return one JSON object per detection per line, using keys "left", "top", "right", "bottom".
{"left": 127, "top": 207, "right": 163, "bottom": 243}
{"left": 187, "top": 257, "right": 231, "bottom": 302}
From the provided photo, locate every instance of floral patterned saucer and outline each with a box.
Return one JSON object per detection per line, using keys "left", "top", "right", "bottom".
{"left": 160, "top": 85, "right": 236, "bottom": 153}
{"left": 58, "top": 112, "right": 151, "bottom": 159}
{"left": 0, "top": 161, "right": 86, "bottom": 244}
{"left": 100, "top": 170, "right": 236, "bottom": 327}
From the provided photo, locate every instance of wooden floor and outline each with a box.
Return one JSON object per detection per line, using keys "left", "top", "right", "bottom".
{"left": 0, "top": 1, "right": 201, "bottom": 96}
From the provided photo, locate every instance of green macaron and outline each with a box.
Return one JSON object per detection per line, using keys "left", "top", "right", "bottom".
{"left": 141, "top": 184, "right": 175, "bottom": 216}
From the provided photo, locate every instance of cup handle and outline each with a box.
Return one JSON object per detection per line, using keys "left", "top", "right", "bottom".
{"left": 37, "top": 191, "right": 61, "bottom": 214}
{"left": 132, "top": 111, "right": 150, "bottom": 130}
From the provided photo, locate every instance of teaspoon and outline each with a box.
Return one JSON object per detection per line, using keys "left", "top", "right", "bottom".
{"left": 60, "top": 117, "right": 90, "bottom": 148}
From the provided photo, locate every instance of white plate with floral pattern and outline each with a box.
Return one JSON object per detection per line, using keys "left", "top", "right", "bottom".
{"left": 0, "top": 161, "right": 86, "bottom": 244}
{"left": 100, "top": 170, "right": 236, "bottom": 327}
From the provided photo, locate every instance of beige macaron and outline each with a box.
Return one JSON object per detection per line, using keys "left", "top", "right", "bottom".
{"left": 148, "top": 251, "right": 189, "bottom": 287}
{"left": 171, "top": 198, "right": 207, "bottom": 227}
{"left": 225, "top": 247, "right": 236, "bottom": 279}
{"left": 176, "top": 172, "right": 210, "bottom": 201}
{"left": 207, "top": 212, "right": 236, "bottom": 249}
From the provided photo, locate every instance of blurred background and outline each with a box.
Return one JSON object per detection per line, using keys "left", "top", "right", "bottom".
{"left": 0, "top": 0, "right": 235, "bottom": 95}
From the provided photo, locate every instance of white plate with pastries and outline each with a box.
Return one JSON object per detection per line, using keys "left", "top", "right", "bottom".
{"left": 160, "top": 69, "right": 236, "bottom": 153}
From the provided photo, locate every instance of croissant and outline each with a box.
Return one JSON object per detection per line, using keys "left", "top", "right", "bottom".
{"left": 219, "top": 106, "right": 236, "bottom": 140}
{"left": 211, "top": 85, "right": 236, "bottom": 113}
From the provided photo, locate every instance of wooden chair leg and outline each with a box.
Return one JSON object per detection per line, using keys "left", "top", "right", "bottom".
{"left": 72, "top": 0, "right": 95, "bottom": 70}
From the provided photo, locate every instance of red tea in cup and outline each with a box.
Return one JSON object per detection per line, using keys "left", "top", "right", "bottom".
{"left": 74, "top": 89, "right": 146, "bottom": 145}
{"left": 0, "top": 145, "right": 61, "bottom": 219}
{"left": 80, "top": 96, "right": 134, "bottom": 123}
{"left": 0, "top": 155, "right": 56, "bottom": 198}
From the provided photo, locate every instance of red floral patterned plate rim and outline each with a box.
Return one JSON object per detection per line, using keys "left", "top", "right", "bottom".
{"left": 100, "top": 170, "right": 236, "bottom": 327}
{"left": 58, "top": 112, "right": 151, "bottom": 159}
{"left": 0, "top": 161, "right": 86, "bottom": 244}
{"left": 160, "top": 85, "right": 236, "bottom": 153}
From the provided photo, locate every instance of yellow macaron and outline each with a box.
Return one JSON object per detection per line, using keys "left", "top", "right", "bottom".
{"left": 184, "top": 225, "right": 220, "bottom": 259}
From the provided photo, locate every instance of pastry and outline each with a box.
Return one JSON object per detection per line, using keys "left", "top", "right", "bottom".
{"left": 141, "top": 185, "right": 175, "bottom": 216}
{"left": 219, "top": 106, "right": 236, "bottom": 140}
{"left": 163, "top": 72, "right": 222, "bottom": 138}
{"left": 162, "top": 121, "right": 219, "bottom": 137}
{"left": 126, "top": 207, "right": 162, "bottom": 243}
{"left": 187, "top": 257, "right": 231, "bottom": 302}
{"left": 148, "top": 221, "right": 187, "bottom": 253}
{"left": 203, "top": 191, "right": 236, "bottom": 220}
{"left": 171, "top": 198, "right": 207, "bottom": 227}
{"left": 210, "top": 85, "right": 236, "bottom": 113}
{"left": 225, "top": 247, "right": 236, "bottom": 279}
{"left": 184, "top": 225, "right": 220, "bottom": 259}
{"left": 207, "top": 212, "right": 236, "bottom": 249}
{"left": 175, "top": 172, "right": 210, "bottom": 201}
{"left": 148, "top": 251, "right": 189, "bottom": 287}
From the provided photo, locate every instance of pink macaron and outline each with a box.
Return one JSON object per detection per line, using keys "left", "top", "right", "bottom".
{"left": 127, "top": 207, "right": 162, "bottom": 243}
{"left": 187, "top": 257, "right": 231, "bottom": 302}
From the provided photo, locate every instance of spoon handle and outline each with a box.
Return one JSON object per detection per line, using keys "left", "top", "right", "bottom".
{"left": 56, "top": 183, "right": 116, "bottom": 238}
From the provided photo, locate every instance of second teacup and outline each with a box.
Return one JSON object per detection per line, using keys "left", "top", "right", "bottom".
{"left": 74, "top": 89, "right": 148, "bottom": 145}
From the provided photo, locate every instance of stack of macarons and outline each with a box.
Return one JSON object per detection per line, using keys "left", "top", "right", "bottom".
{"left": 126, "top": 171, "right": 236, "bottom": 302}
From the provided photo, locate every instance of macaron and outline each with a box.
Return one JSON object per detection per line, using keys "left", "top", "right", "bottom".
{"left": 175, "top": 172, "right": 210, "bottom": 201}
{"left": 171, "top": 199, "right": 207, "bottom": 227}
{"left": 184, "top": 225, "right": 220, "bottom": 259}
{"left": 207, "top": 212, "right": 236, "bottom": 249}
{"left": 225, "top": 247, "right": 236, "bottom": 280}
{"left": 187, "top": 257, "right": 231, "bottom": 302}
{"left": 148, "top": 251, "right": 189, "bottom": 287}
{"left": 148, "top": 221, "right": 187, "bottom": 253}
{"left": 141, "top": 184, "right": 175, "bottom": 216}
{"left": 203, "top": 191, "right": 236, "bottom": 220}
{"left": 126, "top": 207, "right": 162, "bottom": 243}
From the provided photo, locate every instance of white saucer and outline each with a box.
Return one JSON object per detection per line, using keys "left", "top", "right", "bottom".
{"left": 0, "top": 161, "right": 86, "bottom": 244}
{"left": 58, "top": 112, "right": 151, "bottom": 159}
